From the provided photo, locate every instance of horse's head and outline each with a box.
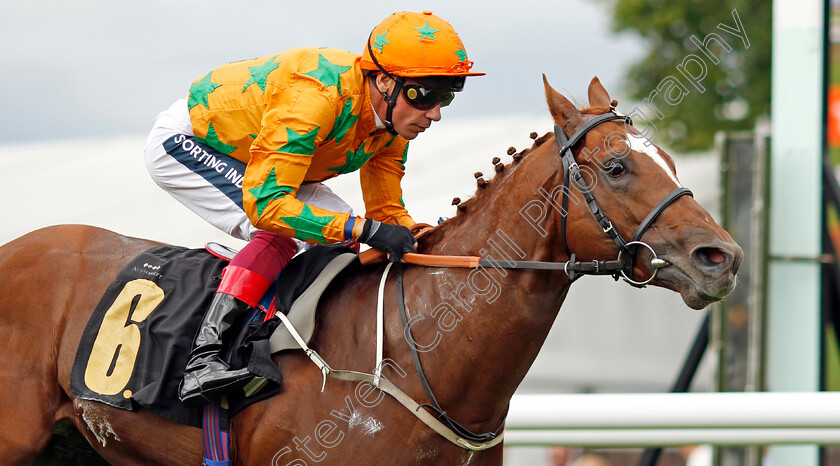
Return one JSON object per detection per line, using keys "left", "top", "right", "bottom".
{"left": 543, "top": 76, "right": 743, "bottom": 309}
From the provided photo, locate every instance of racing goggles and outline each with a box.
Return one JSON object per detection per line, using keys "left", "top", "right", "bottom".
{"left": 402, "top": 84, "right": 454, "bottom": 110}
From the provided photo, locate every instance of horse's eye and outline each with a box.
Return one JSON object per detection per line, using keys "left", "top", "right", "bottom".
{"left": 606, "top": 161, "right": 626, "bottom": 178}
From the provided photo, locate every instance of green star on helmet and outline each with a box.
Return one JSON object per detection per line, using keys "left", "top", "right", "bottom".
{"left": 454, "top": 45, "right": 467, "bottom": 62}
{"left": 188, "top": 72, "right": 222, "bottom": 110}
{"left": 303, "top": 54, "right": 352, "bottom": 95}
{"left": 248, "top": 168, "right": 294, "bottom": 216}
{"left": 373, "top": 31, "right": 389, "bottom": 53}
{"left": 279, "top": 204, "right": 336, "bottom": 243}
{"left": 242, "top": 55, "right": 280, "bottom": 93}
{"left": 415, "top": 22, "right": 439, "bottom": 40}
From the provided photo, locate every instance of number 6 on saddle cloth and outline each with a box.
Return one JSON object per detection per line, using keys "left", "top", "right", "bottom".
{"left": 70, "top": 242, "right": 356, "bottom": 428}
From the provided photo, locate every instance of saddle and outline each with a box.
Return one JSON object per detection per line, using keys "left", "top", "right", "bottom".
{"left": 70, "top": 223, "right": 433, "bottom": 427}
{"left": 70, "top": 242, "right": 357, "bottom": 427}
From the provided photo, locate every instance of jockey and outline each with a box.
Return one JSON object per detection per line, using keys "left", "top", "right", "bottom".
{"left": 144, "top": 11, "right": 483, "bottom": 406}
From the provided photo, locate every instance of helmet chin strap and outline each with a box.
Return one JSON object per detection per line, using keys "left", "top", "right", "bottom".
{"left": 377, "top": 78, "right": 403, "bottom": 136}
{"left": 367, "top": 34, "right": 403, "bottom": 137}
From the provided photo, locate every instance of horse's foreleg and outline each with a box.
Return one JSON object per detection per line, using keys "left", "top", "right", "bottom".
{"left": 0, "top": 226, "right": 162, "bottom": 463}
{"left": 0, "top": 235, "right": 73, "bottom": 463}
{"left": 0, "top": 375, "right": 62, "bottom": 464}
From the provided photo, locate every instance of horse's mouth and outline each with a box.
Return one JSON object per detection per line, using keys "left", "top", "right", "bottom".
{"left": 652, "top": 259, "right": 737, "bottom": 310}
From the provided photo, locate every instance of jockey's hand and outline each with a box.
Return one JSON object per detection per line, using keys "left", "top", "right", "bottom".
{"left": 358, "top": 219, "right": 417, "bottom": 262}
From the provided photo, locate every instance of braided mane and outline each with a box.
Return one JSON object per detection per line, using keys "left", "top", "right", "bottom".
{"left": 452, "top": 104, "right": 612, "bottom": 212}
{"left": 425, "top": 104, "right": 619, "bottom": 252}
{"left": 448, "top": 130, "right": 554, "bottom": 217}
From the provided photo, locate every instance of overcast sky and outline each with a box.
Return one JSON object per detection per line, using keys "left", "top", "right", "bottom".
{"left": 0, "top": 0, "right": 644, "bottom": 143}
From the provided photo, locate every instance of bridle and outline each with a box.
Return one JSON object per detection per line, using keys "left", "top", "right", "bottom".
{"left": 554, "top": 110, "right": 693, "bottom": 287}
{"left": 273, "top": 110, "right": 699, "bottom": 451}
{"left": 390, "top": 111, "right": 694, "bottom": 447}
{"left": 332, "top": 110, "right": 697, "bottom": 450}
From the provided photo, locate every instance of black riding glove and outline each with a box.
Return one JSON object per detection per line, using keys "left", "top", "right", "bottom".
{"left": 358, "top": 219, "right": 417, "bottom": 262}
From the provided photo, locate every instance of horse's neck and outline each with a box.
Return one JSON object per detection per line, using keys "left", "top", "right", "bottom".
{"left": 425, "top": 139, "right": 566, "bottom": 263}
{"left": 409, "top": 144, "right": 573, "bottom": 430}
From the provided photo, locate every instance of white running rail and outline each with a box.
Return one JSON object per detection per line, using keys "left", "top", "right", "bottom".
{"left": 504, "top": 392, "right": 840, "bottom": 446}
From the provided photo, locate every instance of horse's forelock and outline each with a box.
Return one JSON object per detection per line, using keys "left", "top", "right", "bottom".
{"left": 580, "top": 105, "right": 611, "bottom": 115}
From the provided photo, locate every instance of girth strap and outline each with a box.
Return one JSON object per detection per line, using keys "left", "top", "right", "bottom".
{"left": 271, "top": 290, "right": 505, "bottom": 451}
{"left": 318, "top": 366, "right": 505, "bottom": 451}
{"left": 395, "top": 263, "right": 506, "bottom": 444}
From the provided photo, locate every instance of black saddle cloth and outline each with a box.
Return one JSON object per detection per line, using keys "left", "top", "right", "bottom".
{"left": 70, "top": 243, "right": 354, "bottom": 427}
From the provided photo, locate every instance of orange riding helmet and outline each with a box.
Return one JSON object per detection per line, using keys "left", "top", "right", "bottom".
{"left": 362, "top": 11, "right": 484, "bottom": 134}
{"left": 361, "top": 11, "right": 484, "bottom": 83}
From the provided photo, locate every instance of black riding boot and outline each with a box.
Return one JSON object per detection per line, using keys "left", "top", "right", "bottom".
{"left": 178, "top": 293, "right": 253, "bottom": 407}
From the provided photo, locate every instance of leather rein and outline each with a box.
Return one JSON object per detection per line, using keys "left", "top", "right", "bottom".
{"left": 381, "top": 110, "right": 694, "bottom": 448}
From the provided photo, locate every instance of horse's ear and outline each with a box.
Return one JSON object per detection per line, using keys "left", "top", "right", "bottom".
{"left": 543, "top": 74, "right": 582, "bottom": 131}
{"left": 587, "top": 76, "right": 611, "bottom": 108}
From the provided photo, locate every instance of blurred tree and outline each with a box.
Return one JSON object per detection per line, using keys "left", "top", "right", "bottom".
{"left": 603, "top": 0, "right": 771, "bottom": 152}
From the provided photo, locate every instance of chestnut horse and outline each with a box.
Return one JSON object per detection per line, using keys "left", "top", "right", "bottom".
{"left": 0, "top": 77, "right": 742, "bottom": 465}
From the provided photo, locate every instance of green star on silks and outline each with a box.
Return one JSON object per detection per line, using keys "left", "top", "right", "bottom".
{"left": 277, "top": 126, "right": 320, "bottom": 155}
{"left": 279, "top": 204, "right": 336, "bottom": 243}
{"left": 400, "top": 143, "right": 409, "bottom": 171}
{"left": 248, "top": 168, "right": 294, "bottom": 216}
{"left": 324, "top": 98, "right": 359, "bottom": 144}
{"left": 415, "top": 22, "right": 439, "bottom": 40}
{"left": 303, "top": 54, "right": 352, "bottom": 95}
{"left": 188, "top": 72, "right": 221, "bottom": 110}
{"left": 242, "top": 55, "right": 280, "bottom": 93}
{"left": 195, "top": 122, "right": 237, "bottom": 155}
{"left": 373, "top": 31, "right": 389, "bottom": 53}
{"left": 328, "top": 143, "right": 375, "bottom": 174}
{"left": 454, "top": 45, "right": 467, "bottom": 62}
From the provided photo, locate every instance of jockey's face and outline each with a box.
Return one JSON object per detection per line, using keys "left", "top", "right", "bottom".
{"left": 371, "top": 74, "right": 443, "bottom": 140}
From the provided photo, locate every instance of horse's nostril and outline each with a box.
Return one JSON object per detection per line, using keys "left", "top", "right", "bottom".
{"left": 706, "top": 248, "right": 726, "bottom": 264}
{"left": 693, "top": 247, "right": 729, "bottom": 269}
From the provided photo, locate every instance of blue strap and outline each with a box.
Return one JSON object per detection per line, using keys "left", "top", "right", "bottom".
{"left": 202, "top": 402, "right": 230, "bottom": 465}
{"left": 202, "top": 307, "right": 266, "bottom": 465}
{"left": 203, "top": 459, "right": 232, "bottom": 466}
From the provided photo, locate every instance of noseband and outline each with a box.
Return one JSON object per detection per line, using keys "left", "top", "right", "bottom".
{"left": 554, "top": 111, "right": 693, "bottom": 287}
